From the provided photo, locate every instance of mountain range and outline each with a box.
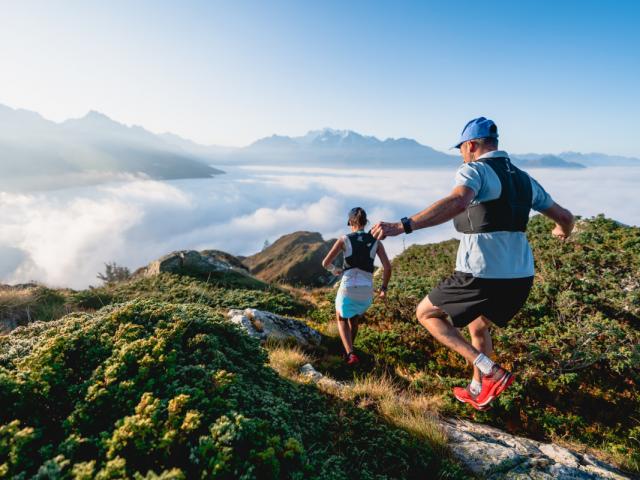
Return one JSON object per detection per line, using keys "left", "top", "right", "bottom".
{"left": 236, "top": 130, "right": 598, "bottom": 169}
{"left": 0, "top": 104, "right": 223, "bottom": 191}
{"left": 1, "top": 103, "right": 638, "bottom": 190}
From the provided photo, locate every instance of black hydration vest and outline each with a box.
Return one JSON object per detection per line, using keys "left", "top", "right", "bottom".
{"left": 343, "top": 231, "right": 377, "bottom": 273}
{"left": 453, "top": 157, "right": 533, "bottom": 234}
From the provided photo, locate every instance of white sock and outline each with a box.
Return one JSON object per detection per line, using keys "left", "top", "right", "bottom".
{"left": 473, "top": 353, "right": 495, "bottom": 376}
{"left": 469, "top": 379, "right": 482, "bottom": 396}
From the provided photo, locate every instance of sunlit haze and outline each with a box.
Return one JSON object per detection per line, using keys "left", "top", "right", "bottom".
{"left": 1, "top": 0, "right": 639, "bottom": 155}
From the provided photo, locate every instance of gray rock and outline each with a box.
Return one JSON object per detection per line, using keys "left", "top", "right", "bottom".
{"left": 293, "top": 363, "right": 632, "bottom": 479}
{"left": 538, "top": 444, "right": 580, "bottom": 468}
{"left": 227, "top": 308, "right": 321, "bottom": 347}
{"left": 135, "top": 249, "right": 249, "bottom": 278}
{"left": 298, "top": 362, "right": 345, "bottom": 390}
{"left": 442, "top": 419, "right": 631, "bottom": 479}
{"left": 300, "top": 363, "right": 324, "bottom": 381}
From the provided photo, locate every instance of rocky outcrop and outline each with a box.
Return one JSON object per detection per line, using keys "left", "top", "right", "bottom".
{"left": 135, "top": 249, "right": 248, "bottom": 277}
{"left": 442, "top": 419, "right": 632, "bottom": 479}
{"left": 298, "top": 363, "right": 631, "bottom": 480}
{"left": 133, "top": 249, "right": 264, "bottom": 288}
{"left": 243, "top": 231, "right": 341, "bottom": 287}
{"left": 227, "top": 308, "right": 321, "bottom": 346}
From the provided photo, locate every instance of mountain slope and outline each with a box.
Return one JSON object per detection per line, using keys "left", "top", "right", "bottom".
{"left": 0, "top": 104, "right": 223, "bottom": 191}
{"left": 243, "top": 231, "right": 339, "bottom": 287}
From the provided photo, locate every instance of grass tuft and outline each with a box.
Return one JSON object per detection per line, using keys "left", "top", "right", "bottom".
{"left": 266, "top": 342, "right": 313, "bottom": 378}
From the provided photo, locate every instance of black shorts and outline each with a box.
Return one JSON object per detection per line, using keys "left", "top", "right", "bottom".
{"left": 428, "top": 271, "right": 533, "bottom": 328}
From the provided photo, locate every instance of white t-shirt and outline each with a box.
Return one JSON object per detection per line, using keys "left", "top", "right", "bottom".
{"left": 454, "top": 150, "right": 554, "bottom": 278}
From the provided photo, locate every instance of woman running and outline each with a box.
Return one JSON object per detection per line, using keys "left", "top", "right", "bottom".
{"left": 322, "top": 207, "right": 392, "bottom": 365}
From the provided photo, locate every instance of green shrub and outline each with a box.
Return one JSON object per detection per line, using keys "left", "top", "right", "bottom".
{"left": 312, "top": 215, "right": 640, "bottom": 473}
{"left": 0, "top": 299, "right": 463, "bottom": 479}
{"left": 72, "top": 273, "right": 308, "bottom": 316}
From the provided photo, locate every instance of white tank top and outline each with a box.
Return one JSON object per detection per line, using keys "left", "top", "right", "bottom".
{"left": 340, "top": 233, "right": 376, "bottom": 288}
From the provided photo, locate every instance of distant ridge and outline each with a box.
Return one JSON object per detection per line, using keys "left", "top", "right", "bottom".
{"left": 236, "top": 128, "right": 598, "bottom": 169}
{"left": 238, "top": 127, "right": 458, "bottom": 168}
{"left": 558, "top": 151, "right": 640, "bottom": 166}
{"left": 0, "top": 104, "right": 223, "bottom": 191}
{"left": 511, "top": 154, "right": 585, "bottom": 169}
{"left": 2, "top": 103, "right": 638, "bottom": 187}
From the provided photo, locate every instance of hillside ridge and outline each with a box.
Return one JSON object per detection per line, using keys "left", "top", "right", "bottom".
{"left": 1, "top": 215, "right": 638, "bottom": 478}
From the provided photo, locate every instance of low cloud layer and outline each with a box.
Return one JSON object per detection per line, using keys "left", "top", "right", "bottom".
{"left": 1, "top": 165, "right": 638, "bottom": 289}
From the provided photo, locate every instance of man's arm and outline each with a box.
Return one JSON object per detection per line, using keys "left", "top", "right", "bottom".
{"left": 371, "top": 186, "right": 475, "bottom": 239}
{"left": 541, "top": 202, "right": 575, "bottom": 239}
{"left": 376, "top": 242, "right": 392, "bottom": 297}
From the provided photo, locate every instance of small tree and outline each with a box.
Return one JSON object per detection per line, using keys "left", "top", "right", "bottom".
{"left": 97, "top": 262, "right": 131, "bottom": 284}
{"left": 262, "top": 239, "right": 271, "bottom": 251}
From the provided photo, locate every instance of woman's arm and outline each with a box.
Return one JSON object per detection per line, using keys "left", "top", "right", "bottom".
{"left": 322, "top": 237, "right": 344, "bottom": 274}
{"left": 376, "top": 242, "right": 392, "bottom": 297}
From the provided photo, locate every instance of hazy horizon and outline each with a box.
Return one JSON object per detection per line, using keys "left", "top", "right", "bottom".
{"left": 1, "top": 164, "right": 638, "bottom": 289}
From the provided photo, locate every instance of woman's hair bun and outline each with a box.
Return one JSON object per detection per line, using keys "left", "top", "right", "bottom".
{"left": 348, "top": 207, "right": 367, "bottom": 227}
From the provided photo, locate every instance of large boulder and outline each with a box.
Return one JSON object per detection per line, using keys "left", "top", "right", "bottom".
{"left": 134, "top": 249, "right": 265, "bottom": 288}
{"left": 227, "top": 308, "right": 321, "bottom": 346}
{"left": 243, "top": 231, "right": 341, "bottom": 287}
{"left": 441, "top": 418, "right": 631, "bottom": 479}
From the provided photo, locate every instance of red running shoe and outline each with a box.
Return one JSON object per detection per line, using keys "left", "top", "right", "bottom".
{"left": 475, "top": 365, "right": 514, "bottom": 407}
{"left": 346, "top": 352, "right": 360, "bottom": 365}
{"left": 452, "top": 385, "right": 491, "bottom": 411}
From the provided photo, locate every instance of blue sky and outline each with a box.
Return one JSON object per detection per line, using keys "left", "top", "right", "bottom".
{"left": 1, "top": 0, "right": 638, "bottom": 155}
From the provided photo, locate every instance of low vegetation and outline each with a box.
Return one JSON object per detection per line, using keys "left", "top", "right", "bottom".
{"left": 0, "top": 300, "right": 464, "bottom": 479}
{"left": 309, "top": 215, "right": 640, "bottom": 473}
{"left": 72, "top": 272, "right": 308, "bottom": 317}
{"left": 1, "top": 214, "right": 637, "bottom": 476}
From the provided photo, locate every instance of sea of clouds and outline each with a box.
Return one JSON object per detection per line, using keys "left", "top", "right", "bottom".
{"left": 1, "top": 165, "right": 638, "bottom": 289}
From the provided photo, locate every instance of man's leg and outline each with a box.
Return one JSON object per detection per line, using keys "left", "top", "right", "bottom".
{"left": 336, "top": 311, "right": 354, "bottom": 354}
{"left": 468, "top": 316, "right": 493, "bottom": 382}
{"left": 415, "top": 296, "right": 480, "bottom": 365}
{"left": 418, "top": 296, "right": 514, "bottom": 408}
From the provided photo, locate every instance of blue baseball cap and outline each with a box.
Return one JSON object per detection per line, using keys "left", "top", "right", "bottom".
{"left": 452, "top": 117, "right": 498, "bottom": 149}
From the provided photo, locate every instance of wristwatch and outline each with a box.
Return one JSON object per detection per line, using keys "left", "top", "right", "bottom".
{"left": 400, "top": 217, "right": 413, "bottom": 234}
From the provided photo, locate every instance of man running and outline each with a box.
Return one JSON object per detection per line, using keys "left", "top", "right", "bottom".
{"left": 371, "top": 117, "right": 574, "bottom": 410}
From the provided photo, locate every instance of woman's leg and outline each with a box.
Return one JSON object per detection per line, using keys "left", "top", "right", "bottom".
{"left": 336, "top": 311, "right": 354, "bottom": 354}
{"left": 348, "top": 315, "right": 360, "bottom": 344}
